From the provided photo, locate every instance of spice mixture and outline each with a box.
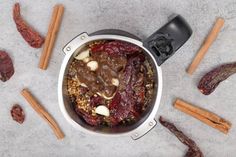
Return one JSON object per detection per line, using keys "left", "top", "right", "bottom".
{"left": 67, "top": 40, "right": 155, "bottom": 127}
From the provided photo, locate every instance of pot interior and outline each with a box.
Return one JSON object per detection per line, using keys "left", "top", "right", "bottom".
{"left": 61, "top": 39, "right": 159, "bottom": 134}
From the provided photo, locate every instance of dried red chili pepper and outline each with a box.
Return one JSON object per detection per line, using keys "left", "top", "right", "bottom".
{"left": 91, "top": 41, "right": 142, "bottom": 56}
{"left": 82, "top": 114, "right": 102, "bottom": 126}
{"left": 198, "top": 62, "right": 236, "bottom": 95}
{"left": 13, "top": 3, "right": 44, "bottom": 48}
{"left": 11, "top": 104, "right": 25, "bottom": 124}
{"left": 0, "top": 51, "right": 14, "bottom": 82}
{"left": 75, "top": 105, "right": 102, "bottom": 126}
{"left": 109, "top": 54, "right": 145, "bottom": 124}
{"left": 89, "top": 95, "right": 105, "bottom": 108}
{"left": 159, "top": 116, "right": 204, "bottom": 157}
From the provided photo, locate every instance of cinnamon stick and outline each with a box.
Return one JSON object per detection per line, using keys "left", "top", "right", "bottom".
{"left": 187, "top": 17, "right": 225, "bottom": 75}
{"left": 174, "top": 98, "right": 231, "bottom": 134}
{"left": 21, "top": 89, "right": 65, "bottom": 139}
{"left": 39, "top": 4, "right": 64, "bottom": 70}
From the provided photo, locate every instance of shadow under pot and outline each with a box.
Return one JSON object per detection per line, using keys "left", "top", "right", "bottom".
{"left": 58, "top": 15, "right": 192, "bottom": 140}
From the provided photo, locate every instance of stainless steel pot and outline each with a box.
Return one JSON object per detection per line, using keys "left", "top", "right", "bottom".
{"left": 58, "top": 15, "right": 192, "bottom": 140}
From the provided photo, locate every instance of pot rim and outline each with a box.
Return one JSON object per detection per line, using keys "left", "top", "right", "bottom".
{"left": 58, "top": 33, "right": 163, "bottom": 139}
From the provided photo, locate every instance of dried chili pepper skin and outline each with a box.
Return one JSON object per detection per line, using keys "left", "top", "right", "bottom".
{"left": 198, "top": 62, "right": 236, "bottom": 95}
{"left": 109, "top": 54, "right": 145, "bottom": 125}
{"left": 13, "top": 3, "right": 44, "bottom": 48}
{"left": 11, "top": 104, "right": 25, "bottom": 124}
{"left": 159, "top": 116, "right": 204, "bottom": 157}
{"left": 0, "top": 51, "right": 14, "bottom": 82}
{"left": 91, "top": 40, "right": 142, "bottom": 56}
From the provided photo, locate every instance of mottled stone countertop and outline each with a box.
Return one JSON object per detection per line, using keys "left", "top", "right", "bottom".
{"left": 1, "top": 0, "right": 236, "bottom": 156}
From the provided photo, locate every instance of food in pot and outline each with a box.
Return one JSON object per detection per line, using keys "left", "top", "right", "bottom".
{"left": 198, "top": 62, "right": 236, "bottom": 95}
{"left": 11, "top": 104, "right": 25, "bottom": 124}
{"left": 67, "top": 40, "right": 155, "bottom": 127}
{"left": 159, "top": 116, "right": 204, "bottom": 157}
{"left": 13, "top": 3, "right": 44, "bottom": 48}
{"left": 0, "top": 51, "right": 14, "bottom": 82}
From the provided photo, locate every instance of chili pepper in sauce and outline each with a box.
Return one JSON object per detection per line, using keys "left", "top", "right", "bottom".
{"left": 89, "top": 95, "right": 105, "bottom": 108}
{"left": 159, "top": 117, "right": 204, "bottom": 157}
{"left": 91, "top": 40, "right": 142, "bottom": 56}
{"left": 13, "top": 3, "right": 44, "bottom": 48}
{"left": 0, "top": 51, "right": 14, "bottom": 82}
{"left": 82, "top": 114, "right": 102, "bottom": 126}
{"left": 109, "top": 54, "right": 145, "bottom": 125}
{"left": 198, "top": 62, "right": 236, "bottom": 95}
{"left": 75, "top": 104, "right": 102, "bottom": 126}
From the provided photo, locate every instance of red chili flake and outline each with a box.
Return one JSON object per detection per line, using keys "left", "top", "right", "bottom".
{"left": 0, "top": 51, "right": 14, "bottom": 82}
{"left": 91, "top": 41, "right": 142, "bottom": 56}
{"left": 13, "top": 3, "right": 44, "bottom": 48}
{"left": 11, "top": 104, "right": 25, "bottom": 124}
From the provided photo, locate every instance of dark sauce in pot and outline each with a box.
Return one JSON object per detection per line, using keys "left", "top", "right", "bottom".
{"left": 67, "top": 40, "right": 155, "bottom": 127}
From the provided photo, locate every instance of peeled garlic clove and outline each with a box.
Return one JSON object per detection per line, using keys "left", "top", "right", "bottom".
{"left": 83, "top": 57, "right": 90, "bottom": 63}
{"left": 95, "top": 105, "right": 110, "bottom": 117}
{"left": 87, "top": 61, "right": 98, "bottom": 71}
{"left": 111, "top": 78, "right": 119, "bottom": 86}
{"left": 75, "top": 49, "right": 90, "bottom": 60}
{"left": 80, "top": 83, "right": 87, "bottom": 87}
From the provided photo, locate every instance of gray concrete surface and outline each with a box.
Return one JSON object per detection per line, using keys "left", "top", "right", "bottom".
{"left": 1, "top": 0, "right": 236, "bottom": 156}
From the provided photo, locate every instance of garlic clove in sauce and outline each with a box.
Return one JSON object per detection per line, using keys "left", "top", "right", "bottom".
{"left": 80, "top": 83, "right": 87, "bottom": 87}
{"left": 83, "top": 57, "right": 90, "bottom": 63}
{"left": 111, "top": 78, "right": 119, "bottom": 86}
{"left": 87, "top": 61, "right": 98, "bottom": 71}
{"left": 75, "top": 49, "right": 90, "bottom": 60}
{"left": 95, "top": 105, "right": 110, "bottom": 117}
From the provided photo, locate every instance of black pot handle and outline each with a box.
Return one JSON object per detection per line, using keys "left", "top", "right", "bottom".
{"left": 143, "top": 15, "right": 192, "bottom": 65}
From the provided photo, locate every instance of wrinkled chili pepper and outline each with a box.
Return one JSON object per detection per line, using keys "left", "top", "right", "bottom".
{"left": 0, "top": 51, "right": 14, "bottom": 82}
{"left": 198, "top": 62, "right": 236, "bottom": 95}
{"left": 109, "top": 54, "right": 145, "bottom": 125}
{"left": 75, "top": 104, "right": 102, "bottom": 126}
{"left": 91, "top": 40, "right": 142, "bottom": 56}
{"left": 159, "top": 116, "right": 204, "bottom": 157}
{"left": 89, "top": 95, "right": 105, "bottom": 108}
{"left": 13, "top": 3, "right": 44, "bottom": 48}
{"left": 82, "top": 114, "right": 102, "bottom": 126}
